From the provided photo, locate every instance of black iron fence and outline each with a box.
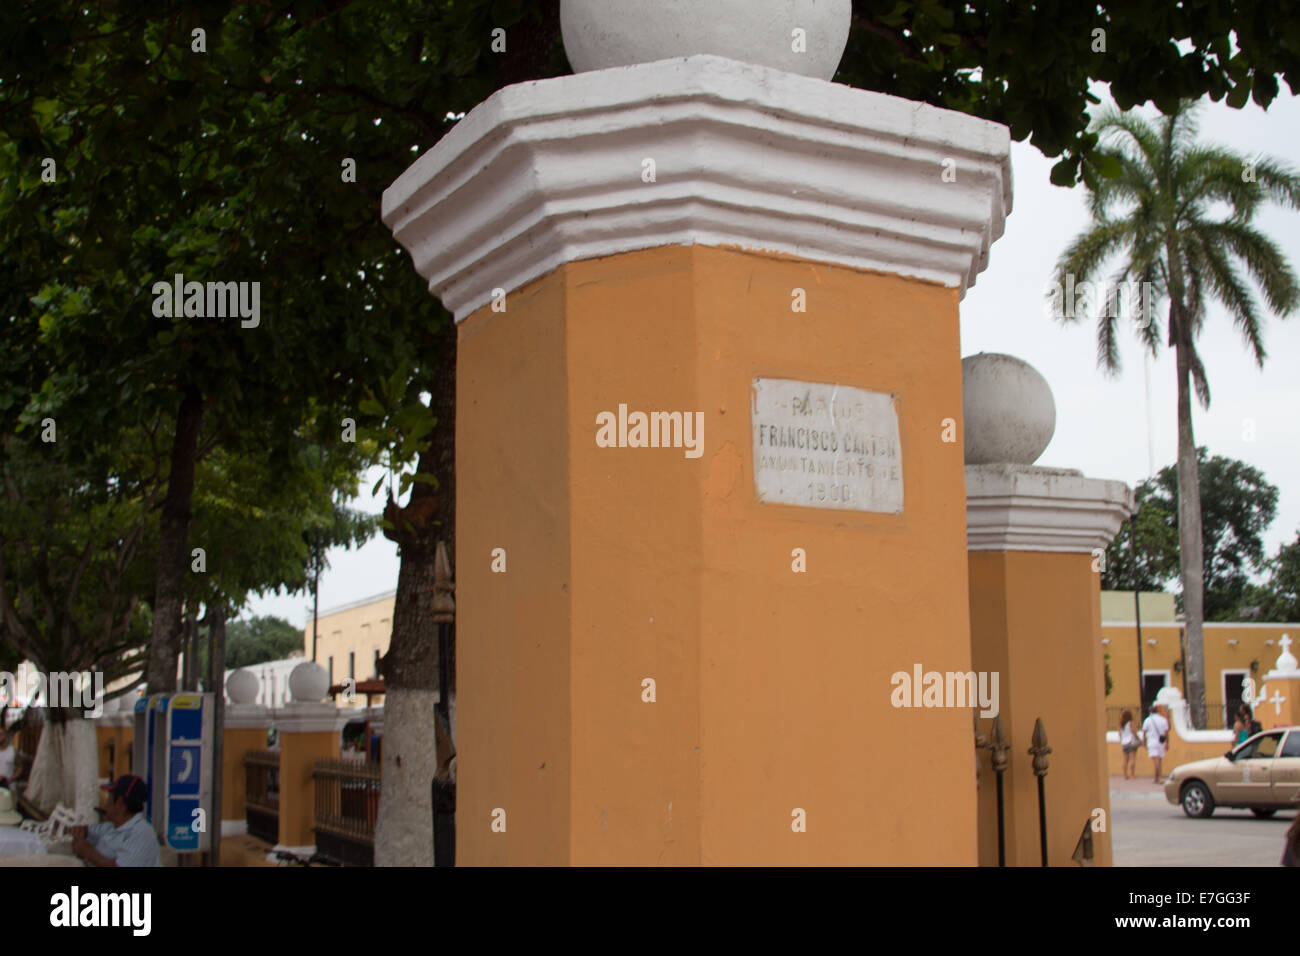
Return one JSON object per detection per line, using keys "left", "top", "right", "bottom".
{"left": 243, "top": 750, "right": 280, "bottom": 844}
{"left": 1106, "top": 701, "right": 1229, "bottom": 733}
{"left": 312, "top": 757, "right": 381, "bottom": 866}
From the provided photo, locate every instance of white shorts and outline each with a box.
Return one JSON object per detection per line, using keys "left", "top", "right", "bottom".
{"left": 1146, "top": 743, "right": 1166, "bottom": 758}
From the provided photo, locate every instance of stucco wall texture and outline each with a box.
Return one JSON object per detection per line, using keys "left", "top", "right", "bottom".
{"left": 456, "top": 245, "right": 976, "bottom": 865}
{"left": 969, "top": 551, "right": 1113, "bottom": 867}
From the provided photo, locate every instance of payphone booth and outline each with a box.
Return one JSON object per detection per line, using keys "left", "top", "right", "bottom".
{"left": 162, "top": 693, "right": 214, "bottom": 852}
{"left": 133, "top": 694, "right": 169, "bottom": 824}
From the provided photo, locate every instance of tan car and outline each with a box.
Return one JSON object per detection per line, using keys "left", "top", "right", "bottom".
{"left": 1165, "top": 727, "right": 1300, "bottom": 818}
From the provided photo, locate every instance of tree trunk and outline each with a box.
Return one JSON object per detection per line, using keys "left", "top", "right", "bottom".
{"left": 207, "top": 604, "right": 226, "bottom": 865}
{"left": 25, "top": 709, "right": 98, "bottom": 823}
{"left": 1173, "top": 332, "right": 1207, "bottom": 729}
{"left": 373, "top": 322, "right": 456, "bottom": 867}
{"left": 146, "top": 388, "right": 204, "bottom": 693}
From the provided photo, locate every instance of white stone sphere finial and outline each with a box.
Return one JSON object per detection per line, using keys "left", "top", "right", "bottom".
{"left": 961, "top": 353, "right": 1057, "bottom": 466}
{"left": 226, "top": 668, "right": 259, "bottom": 705}
{"left": 288, "top": 661, "right": 330, "bottom": 703}
{"left": 561, "top": 0, "right": 853, "bottom": 81}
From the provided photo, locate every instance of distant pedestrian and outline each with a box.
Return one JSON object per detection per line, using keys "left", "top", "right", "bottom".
{"left": 1141, "top": 700, "right": 1170, "bottom": 784}
{"left": 1233, "top": 704, "right": 1253, "bottom": 746}
{"left": 1119, "top": 710, "right": 1139, "bottom": 779}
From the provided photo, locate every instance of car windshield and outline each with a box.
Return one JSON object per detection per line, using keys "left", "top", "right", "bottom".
{"left": 1234, "top": 732, "right": 1283, "bottom": 759}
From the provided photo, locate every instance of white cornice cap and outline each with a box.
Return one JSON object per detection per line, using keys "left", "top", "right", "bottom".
{"left": 274, "top": 702, "right": 347, "bottom": 735}
{"left": 966, "top": 463, "right": 1132, "bottom": 553}
{"left": 382, "top": 54, "right": 1013, "bottom": 321}
{"left": 223, "top": 704, "right": 271, "bottom": 730}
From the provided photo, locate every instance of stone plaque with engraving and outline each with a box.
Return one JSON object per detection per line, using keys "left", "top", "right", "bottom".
{"left": 751, "top": 377, "right": 903, "bottom": 513}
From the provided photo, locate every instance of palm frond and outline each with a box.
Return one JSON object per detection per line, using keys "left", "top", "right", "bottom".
{"left": 1051, "top": 219, "right": 1135, "bottom": 321}
{"left": 1174, "top": 146, "right": 1263, "bottom": 219}
{"left": 1198, "top": 220, "right": 1300, "bottom": 317}
{"left": 1165, "top": 101, "right": 1202, "bottom": 164}
{"left": 1188, "top": 227, "right": 1268, "bottom": 366}
{"left": 1088, "top": 149, "right": 1156, "bottom": 220}
{"left": 1091, "top": 109, "right": 1162, "bottom": 180}
{"left": 1134, "top": 263, "right": 1165, "bottom": 354}
{"left": 1248, "top": 156, "right": 1300, "bottom": 212}
{"left": 1187, "top": 345, "right": 1212, "bottom": 410}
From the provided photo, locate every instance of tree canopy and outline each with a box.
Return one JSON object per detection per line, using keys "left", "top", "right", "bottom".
{"left": 1103, "top": 449, "right": 1288, "bottom": 622}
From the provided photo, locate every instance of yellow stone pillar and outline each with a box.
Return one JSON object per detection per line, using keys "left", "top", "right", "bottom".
{"left": 221, "top": 726, "right": 270, "bottom": 822}
{"left": 963, "top": 354, "right": 1131, "bottom": 866}
{"left": 219, "top": 671, "right": 271, "bottom": 826}
{"left": 273, "top": 665, "right": 344, "bottom": 850}
{"left": 384, "top": 18, "right": 1010, "bottom": 865}
{"left": 94, "top": 701, "right": 134, "bottom": 780}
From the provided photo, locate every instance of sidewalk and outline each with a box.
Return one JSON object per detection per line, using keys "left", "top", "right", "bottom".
{"left": 1109, "top": 774, "right": 1171, "bottom": 800}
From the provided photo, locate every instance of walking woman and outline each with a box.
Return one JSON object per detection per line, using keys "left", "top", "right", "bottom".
{"left": 1233, "top": 705, "right": 1252, "bottom": 746}
{"left": 1119, "top": 710, "right": 1139, "bottom": 780}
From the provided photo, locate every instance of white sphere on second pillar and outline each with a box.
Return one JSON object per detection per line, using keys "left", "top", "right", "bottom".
{"left": 226, "top": 668, "right": 260, "bottom": 706}
{"left": 560, "top": 0, "right": 853, "bottom": 81}
{"left": 961, "top": 353, "right": 1056, "bottom": 466}
{"left": 288, "top": 661, "right": 330, "bottom": 703}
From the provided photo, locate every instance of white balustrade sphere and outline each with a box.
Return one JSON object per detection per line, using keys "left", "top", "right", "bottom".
{"left": 226, "top": 668, "right": 260, "bottom": 706}
{"left": 962, "top": 353, "right": 1056, "bottom": 465}
{"left": 561, "top": 0, "right": 852, "bottom": 81}
{"left": 288, "top": 661, "right": 330, "bottom": 703}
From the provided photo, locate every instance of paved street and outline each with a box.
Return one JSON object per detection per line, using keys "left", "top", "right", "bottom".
{"left": 1110, "top": 776, "right": 1295, "bottom": 866}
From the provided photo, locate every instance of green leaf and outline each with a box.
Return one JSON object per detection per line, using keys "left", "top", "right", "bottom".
{"left": 1226, "top": 80, "right": 1251, "bottom": 109}
{"left": 1050, "top": 157, "right": 1078, "bottom": 187}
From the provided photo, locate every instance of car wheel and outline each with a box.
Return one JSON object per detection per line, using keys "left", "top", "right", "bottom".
{"left": 1251, "top": 808, "right": 1277, "bottom": 818}
{"left": 1180, "top": 781, "right": 1215, "bottom": 819}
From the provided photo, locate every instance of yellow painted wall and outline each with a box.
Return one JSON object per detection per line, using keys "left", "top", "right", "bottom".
{"left": 222, "top": 727, "right": 269, "bottom": 821}
{"left": 95, "top": 724, "right": 133, "bottom": 780}
{"left": 1101, "top": 622, "right": 1298, "bottom": 730}
{"left": 302, "top": 594, "right": 395, "bottom": 692}
{"left": 969, "top": 552, "right": 1113, "bottom": 867}
{"left": 278, "top": 731, "right": 338, "bottom": 847}
{"left": 457, "top": 262, "right": 572, "bottom": 865}
{"left": 457, "top": 245, "right": 974, "bottom": 865}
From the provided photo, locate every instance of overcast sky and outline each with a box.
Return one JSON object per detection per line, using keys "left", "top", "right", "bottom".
{"left": 250, "top": 88, "right": 1300, "bottom": 629}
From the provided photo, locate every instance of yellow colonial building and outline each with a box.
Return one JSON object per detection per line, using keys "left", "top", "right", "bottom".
{"left": 303, "top": 591, "right": 395, "bottom": 694}
{"left": 1101, "top": 589, "right": 1297, "bottom": 731}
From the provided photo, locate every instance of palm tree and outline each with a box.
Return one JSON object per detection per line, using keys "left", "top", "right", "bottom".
{"left": 1053, "top": 101, "right": 1300, "bottom": 728}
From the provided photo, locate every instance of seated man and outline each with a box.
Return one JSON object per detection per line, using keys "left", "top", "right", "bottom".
{"left": 70, "top": 775, "right": 160, "bottom": 868}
